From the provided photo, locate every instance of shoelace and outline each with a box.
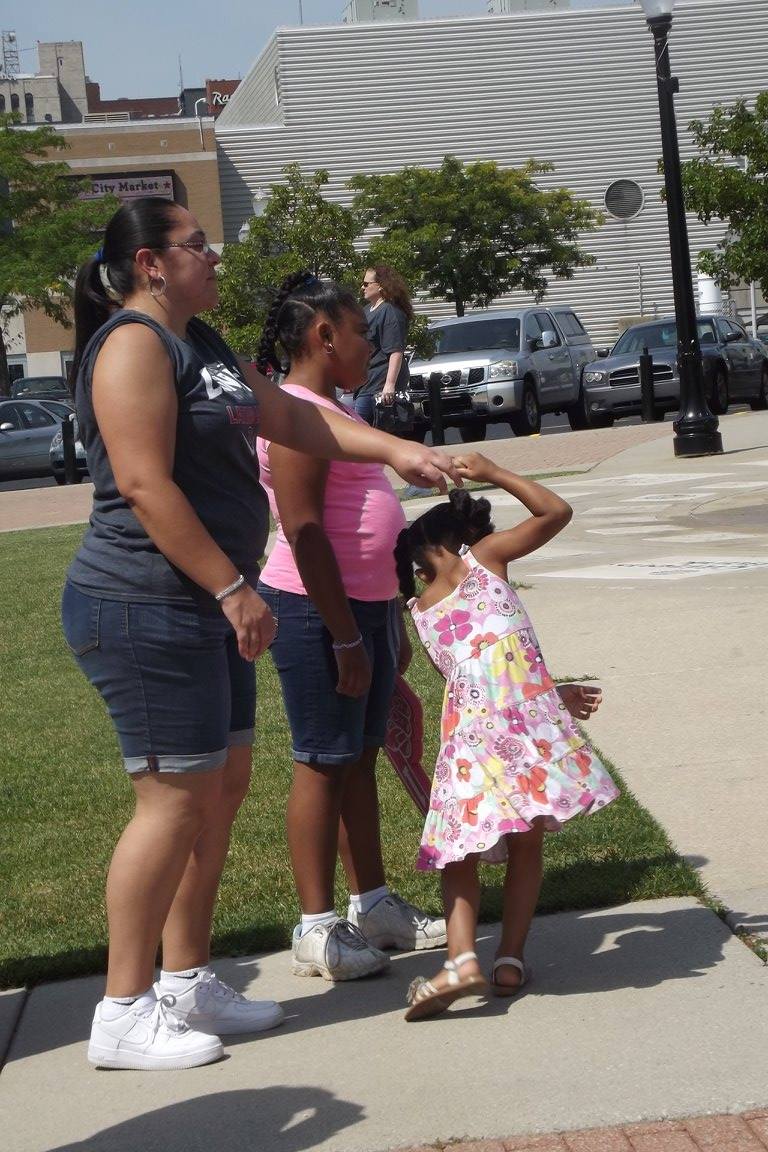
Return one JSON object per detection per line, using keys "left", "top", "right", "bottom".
{"left": 389, "top": 894, "right": 430, "bottom": 930}
{"left": 332, "top": 920, "right": 373, "bottom": 951}
{"left": 135, "top": 994, "right": 188, "bottom": 1036}
{"left": 197, "top": 970, "right": 247, "bottom": 1004}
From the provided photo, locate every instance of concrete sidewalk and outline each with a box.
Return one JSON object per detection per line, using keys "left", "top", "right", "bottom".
{"left": 3, "top": 412, "right": 768, "bottom": 1152}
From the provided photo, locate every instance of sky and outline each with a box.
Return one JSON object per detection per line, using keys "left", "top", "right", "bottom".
{"left": 11, "top": 0, "right": 632, "bottom": 101}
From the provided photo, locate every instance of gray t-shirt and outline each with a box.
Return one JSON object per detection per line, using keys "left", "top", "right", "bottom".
{"left": 67, "top": 311, "right": 268, "bottom": 611}
{"left": 357, "top": 301, "right": 410, "bottom": 396}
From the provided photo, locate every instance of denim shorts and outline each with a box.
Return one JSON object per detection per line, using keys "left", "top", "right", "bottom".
{"left": 257, "top": 584, "right": 399, "bottom": 766}
{"left": 61, "top": 581, "right": 256, "bottom": 775}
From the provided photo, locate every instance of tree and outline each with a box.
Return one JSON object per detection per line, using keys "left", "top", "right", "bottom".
{"left": 350, "top": 155, "right": 601, "bottom": 316}
{"left": 0, "top": 113, "right": 117, "bottom": 395}
{"left": 210, "top": 164, "right": 361, "bottom": 355}
{"left": 679, "top": 93, "right": 768, "bottom": 296}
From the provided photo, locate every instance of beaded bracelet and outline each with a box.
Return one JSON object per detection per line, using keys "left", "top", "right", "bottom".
{"left": 215, "top": 574, "right": 246, "bottom": 602}
{"left": 332, "top": 635, "right": 363, "bottom": 651}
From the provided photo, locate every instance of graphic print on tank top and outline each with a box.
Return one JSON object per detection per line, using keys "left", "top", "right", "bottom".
{"left": 201, "top": 362, "right": 260, "bottom": 455}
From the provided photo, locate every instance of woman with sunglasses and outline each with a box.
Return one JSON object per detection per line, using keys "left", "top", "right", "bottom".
{"left": 354, "top": 265, "right": 413, "bottom": 425}
{"left": 63, "top": 198, "right": 457, "bottom": 1072}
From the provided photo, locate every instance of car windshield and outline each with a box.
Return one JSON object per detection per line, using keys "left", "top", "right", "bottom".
{"left": 613, "top": 320, "right": 717, "bottom": 355}
{"left": 14, "top": 377, "right": 67, "bottom": 394}
{"left": 433, "top": 318, "right": 521, "bottom": 354}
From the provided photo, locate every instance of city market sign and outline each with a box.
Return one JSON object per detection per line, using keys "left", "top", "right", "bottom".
{"left": 81, "top": 173, "right": 174, "bottom": 201}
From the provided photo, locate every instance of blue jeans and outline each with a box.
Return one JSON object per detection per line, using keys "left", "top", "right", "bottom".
{"left": 258, "top": 585, "right": 399, "bottom": 766}
{"left": 61, "top": 581, "right": 256, "bottom": 774}
{"left": 353, "top": 391, "right": 376, "bottom": 425}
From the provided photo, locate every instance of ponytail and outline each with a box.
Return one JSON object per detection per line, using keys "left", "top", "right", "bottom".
{"left": 448, "top": 488, "right": 493, "bottom": 545}
{"left": 255, "top": 269, "right": 312, "bottom": 374}
{"left": 70, "top": 197, "right": 179, "bottom": 390}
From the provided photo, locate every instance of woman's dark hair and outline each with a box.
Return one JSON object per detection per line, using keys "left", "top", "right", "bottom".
{"left": 70, "top": 197, "right": 180, "bottom": 388}
{"left": 394, "top": 489, "right": 494, "bottom": 600}
{"left": 256, "top": 270, "right": 361, "bottom": 375}
{"left": 370, "top": 264, "right": 413, "bottom": 323}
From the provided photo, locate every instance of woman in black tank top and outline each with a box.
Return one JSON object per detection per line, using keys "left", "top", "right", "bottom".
{"left": 63, "top": 198, "right": 459, "bottom": 1071}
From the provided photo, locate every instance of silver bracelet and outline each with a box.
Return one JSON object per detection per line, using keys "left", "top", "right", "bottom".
{"left": 332, "top": 634, "right": 363, "bottom": 651}
{"left": 215, "top": 574, "right": 246, "bottom": 602}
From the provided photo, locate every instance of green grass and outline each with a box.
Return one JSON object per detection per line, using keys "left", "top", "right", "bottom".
{"left": 0, "top": 525, "right": 705, "bottom": 989}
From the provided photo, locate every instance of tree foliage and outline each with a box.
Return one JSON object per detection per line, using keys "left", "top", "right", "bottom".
{"left": 680, "top": 93, "right": 768, "bottom": 296}
{"left": 0, "top": 113, "right": 116, "bottom": 394}
{"left": 350, "top": 155, "right": 601, "bottom": 317}
{"left": 209, "top": 164, "right": 361, "bottom": 355}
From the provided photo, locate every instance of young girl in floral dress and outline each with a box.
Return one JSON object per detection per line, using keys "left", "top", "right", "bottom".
{"left": 394, "top": 453, "right": 619, "bottom": 1020}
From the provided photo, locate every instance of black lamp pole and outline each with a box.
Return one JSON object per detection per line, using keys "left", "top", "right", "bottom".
{"left": 644, "top": 9, "right": 723, "bottom": 456}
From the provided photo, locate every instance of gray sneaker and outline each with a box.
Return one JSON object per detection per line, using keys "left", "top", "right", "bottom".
{"left": 291, "top": 918, "right": 390, "bottom": 981}
{"left": 349, "top": 893, "right": 447, "bottom": 951}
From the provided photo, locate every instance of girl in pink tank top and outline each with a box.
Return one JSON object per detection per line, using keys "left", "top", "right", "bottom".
{"left": 255, "top": 272, "right": 446, "bottom": 982}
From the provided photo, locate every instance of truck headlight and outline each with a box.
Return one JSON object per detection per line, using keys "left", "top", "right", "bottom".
{"left": 584, "top": 370, "right": 608, "bottom": 384}
{"left": 488, "top": 360, "right": 518, "bottom": 380}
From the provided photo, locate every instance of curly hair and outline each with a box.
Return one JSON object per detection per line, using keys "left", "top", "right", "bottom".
{"left": 256, "top": 271, "right": 361, "bottom": 375}
{"left": 369, "top": 264, "right": 414, "bottom": 323}
{"left": 393, "top": 489, "right": 494, "bottom": 600}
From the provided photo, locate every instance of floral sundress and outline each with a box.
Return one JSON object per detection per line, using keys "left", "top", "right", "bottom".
{"left": 409, "top": 550, "right": 619, "bottom": 870}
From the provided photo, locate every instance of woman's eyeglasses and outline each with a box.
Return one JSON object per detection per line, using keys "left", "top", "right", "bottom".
{"left": 161, "top": 240, "right": 215, "bottom": 255}
{"left": 362, "top": 280, "right": 377, "bottom": 287}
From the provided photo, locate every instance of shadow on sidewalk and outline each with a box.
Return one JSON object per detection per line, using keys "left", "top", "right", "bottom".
{"left": 6, "top": 899, "right": 729, "bottom": 1063}
{"left": 44, "top": 1087, "right": 364, "bottom": 1152}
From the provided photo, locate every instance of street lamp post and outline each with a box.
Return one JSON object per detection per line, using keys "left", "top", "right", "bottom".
{"left": 237, "top": 187, "right": 269, "bottom": 244}
{"left": 640, "top": 0, "right": 723, "bottom": 457}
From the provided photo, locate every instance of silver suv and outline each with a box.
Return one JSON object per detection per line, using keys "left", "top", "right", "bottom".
{"left": 406, "top": 306, "right": 596, "bottom": 440}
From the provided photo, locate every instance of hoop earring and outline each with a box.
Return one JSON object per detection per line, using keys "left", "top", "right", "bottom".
{"left": 149, "top": 275, "right": 167, "bottom": 300}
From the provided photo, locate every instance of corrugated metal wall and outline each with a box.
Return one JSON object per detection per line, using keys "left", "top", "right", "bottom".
{"left": 215, "top": 0, "right": 767, "bottom": 343}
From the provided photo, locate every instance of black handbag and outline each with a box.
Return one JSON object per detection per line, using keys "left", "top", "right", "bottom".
{"left": 373, "top": 391, "right": 416, "bottom": 434}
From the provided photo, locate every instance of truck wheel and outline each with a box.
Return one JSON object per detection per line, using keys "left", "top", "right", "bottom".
{"left": 510, "top": 382, "right": 541, "bottom": 436}
{"left": 458, "top": 420, "right": 487, "bottom": 443}
{"left": 566, "top": 387, "right": 590, "bottom": 431}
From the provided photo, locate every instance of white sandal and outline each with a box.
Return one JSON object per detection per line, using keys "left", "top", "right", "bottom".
{"left": 490, "top": 955, "right": 530, "bottom": 997}
{"left": 405, "top": 951, "right": 489, "bottom": 1021}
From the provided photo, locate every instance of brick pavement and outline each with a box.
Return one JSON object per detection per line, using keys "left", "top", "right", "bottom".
{"left": 395, "top": 1111, "right": 768, "bottom": 1152}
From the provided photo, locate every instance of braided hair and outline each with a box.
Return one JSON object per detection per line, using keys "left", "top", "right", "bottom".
{"left": 256, "top": 271, "right": 361, "bottom": 374}
{"left": 394, "top": 489, "right": 494, "bottom": 600}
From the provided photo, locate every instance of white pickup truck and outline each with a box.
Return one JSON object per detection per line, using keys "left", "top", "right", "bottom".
{"left": 405, "top": 306, "right": 598, "bottom": 441}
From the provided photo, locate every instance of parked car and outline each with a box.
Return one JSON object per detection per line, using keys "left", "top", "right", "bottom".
{"left": 404, "top": 306, "right": 597, "bottom": 440}
{"left": 10, "top": 375, "right": 70, "bottom": 402}
{"left": 49, "top": 413, "right": 88, "bottom": 484}
{"left": 581, "top": 315, "right": 768, "bottom": 426}
{"left": 0, "top": 398, "right": 70, "bottom": 479}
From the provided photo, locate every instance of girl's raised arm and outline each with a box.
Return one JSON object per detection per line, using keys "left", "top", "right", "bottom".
{"left": 453, "top": 452, "right": 572, "bottom": 569}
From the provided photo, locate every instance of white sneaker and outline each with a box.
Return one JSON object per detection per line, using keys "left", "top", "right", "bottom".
{"left": 88, "top": 994, "right": 223, "bottom": 1071}
{"left": 291, "top": 918, "right": 390, "bottom": 981}
{"left": 154, "top": 968, "right": 285, "bottom": 1036}
{"left": 349, "top": 893, "right": 447, "bottom": 951}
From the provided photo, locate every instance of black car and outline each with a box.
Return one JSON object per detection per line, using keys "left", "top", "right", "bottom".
{"left": 581, "top": 315, "right": 768, "bottom": 426}
{"left": 10, "top": 375, "right": 70, "bottom": 402}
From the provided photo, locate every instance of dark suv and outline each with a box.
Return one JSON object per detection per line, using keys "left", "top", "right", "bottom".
{"left": 10, "top": 376, "right": 70, "bottom": 402}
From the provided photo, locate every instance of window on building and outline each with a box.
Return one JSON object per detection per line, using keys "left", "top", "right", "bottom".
{"left": 25, "top": 93, "right": 34, "bottom": 120}
{"left": 0, "top": 95, "right": 5, "bottom": 112}
{"left": 10, "top": 93, "right": 19, "bottom": 112}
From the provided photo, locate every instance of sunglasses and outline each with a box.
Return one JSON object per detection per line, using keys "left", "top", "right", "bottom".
{"left": 362, "top": 280, "right": 377, "bottom": 287}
